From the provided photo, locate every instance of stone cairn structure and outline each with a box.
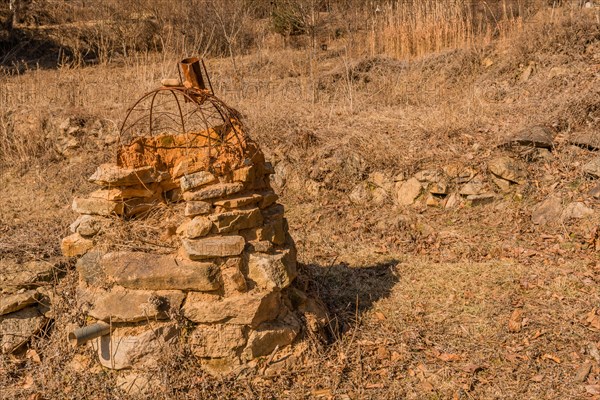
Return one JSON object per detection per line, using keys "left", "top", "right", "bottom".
{"left": 60, "top": 58, "right": 326, "bottom": 381}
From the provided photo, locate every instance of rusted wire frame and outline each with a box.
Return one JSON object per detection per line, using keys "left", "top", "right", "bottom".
{"left": 119, "top": 87, "right": 246, "bottom": 161}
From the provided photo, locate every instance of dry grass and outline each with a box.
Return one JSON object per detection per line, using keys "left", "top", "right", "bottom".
{"left": 2, "top": 2, "right": 600, "bottom": 399}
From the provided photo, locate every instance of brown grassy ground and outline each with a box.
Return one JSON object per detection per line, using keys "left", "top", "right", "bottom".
{"left": 2, "top": 4, "right": 600, "bottom": 399}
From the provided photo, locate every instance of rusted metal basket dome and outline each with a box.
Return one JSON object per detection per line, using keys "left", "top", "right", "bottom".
{"left": 118, "top": 57, "right": 247, "bottom": 165}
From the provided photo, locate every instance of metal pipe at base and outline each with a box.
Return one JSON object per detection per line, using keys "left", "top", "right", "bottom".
{"left": 68, "top": 322, "right": 111, "bottom": 347}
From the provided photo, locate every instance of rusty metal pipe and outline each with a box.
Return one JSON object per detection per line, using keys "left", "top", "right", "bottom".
{"left": 68, "top": 322, "right": 110, "bottom": 347}
{"left": 180, "top": 57, "right": 206, "bottom": 90}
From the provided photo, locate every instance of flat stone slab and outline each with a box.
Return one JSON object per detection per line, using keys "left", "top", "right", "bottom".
{"left": 488, "top": 156, "right": 527, "bottom": 184}
{"left": 88, "top": 164, "right": 169, "bottom": 186}
{"left": 81, "top": 286, "right": 185, "bottom": 323}
{"left": 209, "top": 208, "right": 263, "bottom": 233}
{"left": 0, "top": 290, "right": 40, "bottom": 316}
{"left": 0, "top": 260, "right": 55, "bottom": 292}
{"left": 499, "top": 125, "right": 554, "bottom": 149}
{"left": 183, "top": 290, "right": 280, "bottom": 327}
{"left": 102, "top": 252, "right": 220, "bottom": 291}
{"left": 182, "top": 236, "right": 246, "bottom": 260}
{"left": 0, "top": 307, "right": 46, "bottom": 354}
{"left": 569, "top": 132, "right": 600, "bottom": 151}
{"left": 72, "top": 197, "right": 124, "bottom": 216}
{"left": 61, "top": 233, "right": 94, "bottom": 257}
{"left": 182, "top": 183, "right": 244, "bottom": 201}
{"left": 180, "top": 171, "right": 217, "bottom": 192}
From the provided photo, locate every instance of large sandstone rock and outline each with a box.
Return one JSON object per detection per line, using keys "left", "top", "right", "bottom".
{"left": 189, "top": 324, "right": 246, "bottom": 358}
{"left": 0, "top": 290, "right": 39, "bottom": 316}
{"left": 180, "top": 171, "right": 217, "bottom": 192}
{"left": 61, "top": 233, "right": 94, "bottom": 257}
{"left": 89, "top": 164, "right": 169, "bottom": 186}
{"left": 396, "top": 178, "right": 422, "bottom": 206}
{"left": 0, "top": 307, "right": 46, "bottom": 353}
{"left": 81, "top": 286, "right": 185, "bottom": 323}
{"left": 247, "top": 249, "right": 297, "bottom": 290}
{"left": 182, "top": 183, "right": 244, "bottom": 201}
{"left": 183, "top": 290, "right": 281, "bottom": 327}
{"left": 72, "top": 197, "right": 124, "bottom": 216}
{"left": 209, "top": 208, "right": 263, "bottom": 233}
{"left": 242, "top": 314, "right": 300, "bottom": 360}
{"left": 101, "top": 252, "right": 220, "bottom": 291}
{"left": 488, "top": 156, "right": 527, "bottom": 184}
{"left": 94, "top": 324, "right": 179, "bottom": 370}
{"left": 182, "top": 236, "right": 246, "bottom": 260}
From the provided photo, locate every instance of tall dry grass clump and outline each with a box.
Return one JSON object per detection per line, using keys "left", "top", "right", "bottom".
{"left": 368, "top": 0, "right": 533, "bottom": 59}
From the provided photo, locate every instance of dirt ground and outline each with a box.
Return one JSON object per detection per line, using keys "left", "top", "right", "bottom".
{"left": 2, "top": 5, "right": 600, "bottom": 400}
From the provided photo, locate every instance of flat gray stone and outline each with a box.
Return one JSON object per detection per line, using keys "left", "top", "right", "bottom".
{"left": 101, "top": 252, "right": 220, "bottom": 291}
{"left": 180, "top": 171, "right": 217, "bottom": 192}
{"left": 0, "top": 260, "right": 55, "bottom": 293}
{"left": 182, "top": 183, "right": 244, "bottom": 201}
{"left": 88, "top": 164, "right": 169, "bottom": 186}
{"left": 569, "top": 132, "right": 600, "bottom": 151}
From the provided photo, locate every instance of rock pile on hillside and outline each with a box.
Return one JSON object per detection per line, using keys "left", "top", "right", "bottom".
{"left": 60, "top": 122, "right": 327, "bottom": 383}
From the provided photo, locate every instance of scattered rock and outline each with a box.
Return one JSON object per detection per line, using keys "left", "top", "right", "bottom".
{"left": 396, "top": 178, "right": 422, "bottom": 206}
{"left": 500, "top": 125, "right": 554, "bottom": 149}
{"left": 429, "top": 180, "right": 448, "bottom": 195}
{"left": 584, "top": 157, "right": 600, "bottom": 178}
{"left": 61, "top": 233, "right": 94, "bottom": 257}
{"left": 589, "top": 183, "right": 600, "bottom": 199}
{"left": 0, "top": 260, "right": 55, "bottom": 293}
{"left": 247, "top": 248, "right": 297, "bottom": 290}
{"left": 459, "top": 178, "right": 486, "bottom": 196}
{"left": 444, "top": 193, "right": 461, "bottom": 209}
{"left": 349, "top": 182, "right": 372, "bottom": 205}
{"left": 467, "top": 193, "right": 496, "bottom": 206}
{"left": 94, "top": 323, "right": 179, "bottom": 370}
{"left": 532, "top": 195, "right": 563, "bottom": 225}
{"left": 183, "top": 290, "right": 281, "bottom": 327}
{"left": 101, "top": 252, "right": 220, "bottom": 291}
{"left": 562, "top": 202, "right": 594, "bottom": 220}
{"left": 569, "top": 132, "right": 600, "bottom": 151}
{"left": 0, "top": 290, "right": 39, "bottom": 316}
{"left": 0, "top": 307, "right": 46, "bottom": 353}
{"left": 182, "top": 236, "right": 246, "bottom": 260}
{"left": 414, "top": 169, "right": 443, "bottom": 183}
{"left": 488, "top": 156, "right": 527, "bottom": 184}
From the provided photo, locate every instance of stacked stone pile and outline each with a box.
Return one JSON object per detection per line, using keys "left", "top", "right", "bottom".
{"left": 61, "top": 124, "right": 327, "bottom": 378}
